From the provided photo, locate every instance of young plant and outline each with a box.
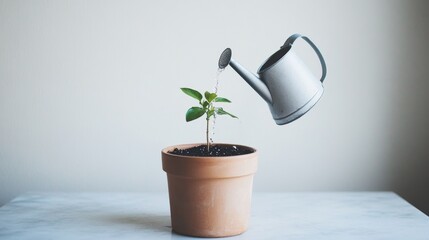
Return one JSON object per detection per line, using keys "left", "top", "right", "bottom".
{"left": 181, "top": 88, "right": 237, "bottom": 152}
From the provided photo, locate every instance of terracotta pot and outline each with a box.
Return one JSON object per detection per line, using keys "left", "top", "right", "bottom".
{"left": 162, "top": 143, "right": 258, "bottom": 238}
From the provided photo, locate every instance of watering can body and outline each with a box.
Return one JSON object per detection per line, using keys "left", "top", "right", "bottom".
{"left": 227, "top": 34, "right": 327, "bottom": 125}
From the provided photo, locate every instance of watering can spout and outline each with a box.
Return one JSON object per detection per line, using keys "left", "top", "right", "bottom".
{"left": 219, "top": 48, "right": 272, "bottom": 104}
{"left": 229, "top": 59, "right": 273, "bottom": 104}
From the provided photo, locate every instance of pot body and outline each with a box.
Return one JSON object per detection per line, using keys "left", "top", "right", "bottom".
{"left": 162, "top": 143, "right": 258, "bottom": 238}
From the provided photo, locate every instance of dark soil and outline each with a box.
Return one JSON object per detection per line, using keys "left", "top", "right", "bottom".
{"left": 169, "top": 144, "right": 254, "bottom": 157}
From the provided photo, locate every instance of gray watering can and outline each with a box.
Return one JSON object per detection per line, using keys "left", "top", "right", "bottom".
{"left": 219, "top": 34, "right": 327, "bottom": 125}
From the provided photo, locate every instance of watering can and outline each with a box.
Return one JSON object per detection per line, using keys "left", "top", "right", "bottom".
{"left": 219, "top": 34, "right": 327, "bottom": 125}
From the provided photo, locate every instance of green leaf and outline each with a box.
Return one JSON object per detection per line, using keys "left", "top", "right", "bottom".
{"left": 202, "top": 101, "right": 209, "bottom": 109}
{"left": 213, "top": 97, "right": 231, "bottom": 103}
{"left": 207, "top": 109, "right": 215, "bottom": 119}
{"left": 181, "top": 88, "right": 202, "bottom": 101}
{"left": 185, "top": 107, "right": 205, "bottom": 122}
{"left": 204, "top": 91, "right": 217, "bottom": 103}
{"left": 216, "top": 108, "right": 238, "bottom": 118}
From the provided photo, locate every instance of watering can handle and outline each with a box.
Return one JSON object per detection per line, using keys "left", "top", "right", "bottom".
{"left": 282, "top": 34, "right": 327, "bottom": 83}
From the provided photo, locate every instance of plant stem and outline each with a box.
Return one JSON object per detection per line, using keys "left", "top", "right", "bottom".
{"left": 206, "top": 118, "right": 210, "bottom": 152}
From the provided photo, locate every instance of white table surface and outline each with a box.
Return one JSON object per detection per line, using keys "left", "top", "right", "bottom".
{"left": 0, "top": 192, "right": 428, "bottom": 239}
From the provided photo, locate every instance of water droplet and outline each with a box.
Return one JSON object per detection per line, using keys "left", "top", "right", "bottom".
{"left": 213, "top": 68, "right": 224, "bottom": 94}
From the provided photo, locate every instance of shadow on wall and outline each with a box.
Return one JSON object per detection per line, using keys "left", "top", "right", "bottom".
{"left": 386, "top": 1, "right": 429, "bottom": 215}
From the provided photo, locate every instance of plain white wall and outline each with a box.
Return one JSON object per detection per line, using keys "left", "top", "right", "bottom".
{"left": 1, "top": 0, "right": 428, "bottom": 213}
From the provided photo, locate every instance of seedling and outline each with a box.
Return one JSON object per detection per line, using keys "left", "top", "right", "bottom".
{"left": 181, "top": 88, "right": 237, "bottom": 152}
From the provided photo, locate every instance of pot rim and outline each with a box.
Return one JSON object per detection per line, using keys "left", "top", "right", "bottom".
{"left": 161, "top": 143, "right": 257, "bottom": 159}
{"left": 162, "top": 143, "right": 258, "bottom": 178}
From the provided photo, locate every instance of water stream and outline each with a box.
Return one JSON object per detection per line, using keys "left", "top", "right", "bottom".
{"left": 210, "top": 68, "right": 225, "bottom": 144}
